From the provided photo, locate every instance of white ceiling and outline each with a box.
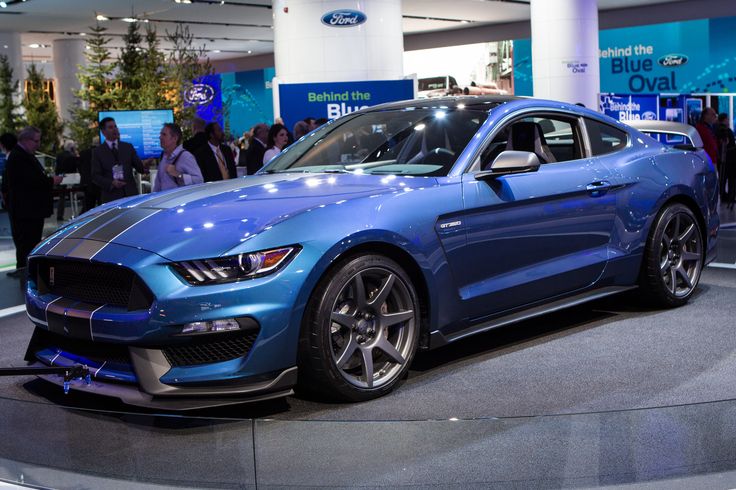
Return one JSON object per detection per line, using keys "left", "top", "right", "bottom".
{"left": 0, "top": 0, "right": 692, "bottom": 65}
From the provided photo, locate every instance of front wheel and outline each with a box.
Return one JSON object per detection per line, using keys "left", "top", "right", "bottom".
{"left": 639, "top": 203, "right": 704, "bottom": 307}
{"left": 298, "top": 255, "right": 420, "bottom": 402}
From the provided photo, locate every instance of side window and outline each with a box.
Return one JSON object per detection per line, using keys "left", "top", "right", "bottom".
{"left": 586, "top": 118, "right": 628, "bottom": 156}
{"left": 478, "top": 114, "right": 583, "bottom": 169}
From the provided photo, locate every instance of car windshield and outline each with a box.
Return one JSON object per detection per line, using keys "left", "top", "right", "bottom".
{"left": 263, "top": 108, "right": 488, "bottom": 176}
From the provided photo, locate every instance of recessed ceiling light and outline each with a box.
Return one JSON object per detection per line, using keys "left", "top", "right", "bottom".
{"left": 96, "top": 14, "right": 110, "bottom": 21}
{"left": 247, "top": 50, "right": 252, "bottom": 54}
{"left": 28, "top": 43, "right": 46, "bottom": 49}
{"left": 212, "top": 49, "right": 221, "bottom": 53}
{"left": 79, "top": 33, "right": 86, "bottom": 36}
{"left": 0, "top": 2, "right": 7, "bottom": 9}
{"left": 174, "top": 0, "right": 192, "bottom": 3}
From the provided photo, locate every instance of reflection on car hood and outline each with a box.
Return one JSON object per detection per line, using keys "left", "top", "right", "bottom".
{"left": 53, "top": 173, "right": 407, "bottom": 260}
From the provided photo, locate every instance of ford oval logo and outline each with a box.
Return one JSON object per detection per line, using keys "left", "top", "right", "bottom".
{"left": 658, "top": 53, "right": 688, "bottom": 67}
{"left": 184, "top": 83, "right": 215, "bottom": 105}
{"left": 321, "top": 10, "right": 367, "bottom": 28}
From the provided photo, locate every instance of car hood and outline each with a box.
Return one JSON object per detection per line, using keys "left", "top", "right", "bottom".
{"left": 56, "top": 173, "right": 412, "bottom": 261}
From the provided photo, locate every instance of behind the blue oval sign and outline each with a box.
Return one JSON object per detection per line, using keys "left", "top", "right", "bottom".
{"left": 321, "top": 10, "right": 367, "bottom": 27}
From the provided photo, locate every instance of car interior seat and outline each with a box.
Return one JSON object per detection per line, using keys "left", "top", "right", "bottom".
{"left": 505, "top": 121, "right": 557, "bottom": 164}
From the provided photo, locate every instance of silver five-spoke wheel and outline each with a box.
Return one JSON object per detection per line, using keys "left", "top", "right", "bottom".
{"left": 298, "top": 255, "right": 420, "bottom": 401}
{"left": 640, "top": 203, "right": 704, "bottom": 307}
{"left": 330, "top": 268, "right": 416, "bottom": 389}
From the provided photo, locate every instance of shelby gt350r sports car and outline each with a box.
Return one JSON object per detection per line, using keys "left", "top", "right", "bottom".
{"left": 25, "top": 97, "right": 719, "bottom": 409}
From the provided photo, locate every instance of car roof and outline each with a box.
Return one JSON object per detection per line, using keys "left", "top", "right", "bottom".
{"left": 363, "top": 95, "right": 521, "bottom": 113}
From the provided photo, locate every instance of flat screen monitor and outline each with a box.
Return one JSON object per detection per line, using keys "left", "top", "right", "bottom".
{"left": 98, "top": 109, "right": 174, "bottom": 159}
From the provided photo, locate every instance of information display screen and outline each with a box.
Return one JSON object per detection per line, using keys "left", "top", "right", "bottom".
{"left": 98, "top": 109, "right": 174, "bottom": 159}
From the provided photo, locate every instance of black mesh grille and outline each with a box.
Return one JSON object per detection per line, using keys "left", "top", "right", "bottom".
{"left": 32, "top": 328, "right": 131, "bottom": 366}
{"left": 162, "top": 332, "right": 259, "bottom": 367}
{"left": 31, "top": 258, "right": 153, "bottom": 310}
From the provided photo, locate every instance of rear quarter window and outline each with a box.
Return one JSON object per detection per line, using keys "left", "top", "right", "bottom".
{"left": 586, "top": 119, "right": 629, "bottom": 156}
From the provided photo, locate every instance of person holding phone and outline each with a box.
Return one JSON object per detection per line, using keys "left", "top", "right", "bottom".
{"left": 152, "top": 123, "right": 203, "bottom": 192}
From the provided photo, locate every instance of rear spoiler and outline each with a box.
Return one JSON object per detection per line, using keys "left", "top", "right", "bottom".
{"left": 624, "top": 120, "right": 703, "bottom": 150}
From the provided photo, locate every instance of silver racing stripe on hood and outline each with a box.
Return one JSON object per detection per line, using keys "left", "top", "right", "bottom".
{"left": 46, "top": 208, "right": 163, "bottom": 259}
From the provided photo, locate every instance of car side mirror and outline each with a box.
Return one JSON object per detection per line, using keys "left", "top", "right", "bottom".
{"left": 475, "top": 151, "right": 541, "bottom": 180}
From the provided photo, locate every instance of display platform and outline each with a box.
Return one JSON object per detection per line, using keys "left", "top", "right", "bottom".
{"left": 1, "top": 216, "right": 735, "bottom": 488}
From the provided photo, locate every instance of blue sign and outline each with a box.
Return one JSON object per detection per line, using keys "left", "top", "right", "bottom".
{"left": 321, "top": 10, "right": 367, "bottom": 27}
{"left": 514, "top": 16, "right": 736, "bottom": 95}
{"left": 599, "top": 93, "right": 658, "bottom": 122}
{"left": 186, "top": 74, "right": 223, "bottom": 128}
{"left": 278, "top": 79, "right": 414, "bottom": 133}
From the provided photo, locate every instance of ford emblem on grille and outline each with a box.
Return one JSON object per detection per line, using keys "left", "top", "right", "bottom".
{"left": 49, "top": 266, "right": 55, "bottom": 287}
{"left": 321, "top": 9, "right": 367, "bottom": 27}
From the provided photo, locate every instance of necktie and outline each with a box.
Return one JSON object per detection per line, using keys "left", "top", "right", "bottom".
{"left": 111, "top": 142, "right": 119, "bottom": 163}
{"left": 215, "top": 147, "right": 229, "bottom": 180}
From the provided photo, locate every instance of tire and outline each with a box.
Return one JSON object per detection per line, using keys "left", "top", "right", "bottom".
{"left": 297, "top": 254, "right": 420, "bottom": 402}
{"left": 639, "top": 203, "right": 704, "bottom": 307}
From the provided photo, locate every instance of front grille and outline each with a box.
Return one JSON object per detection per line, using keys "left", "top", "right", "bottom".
{"left": 30, "top": 328, "right": 131, "bottom": 366}
{"left": 162, "top": 331, "right": 259, "bottom": 367}
{"left": 31, "top": 258, "right": 153, "bottom": 310}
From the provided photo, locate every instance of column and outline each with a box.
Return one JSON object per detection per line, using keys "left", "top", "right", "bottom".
{"left": 530, "top": 0, "right": 600, "bottom": 109}
{"left": 53, "top": 38, "right": 87, "bottom": 124}
{"left": 0, "top": 32, "right": 24, "bottom": 106}
{"left": 272, "top": 0, "right": 403, "bottom": 83}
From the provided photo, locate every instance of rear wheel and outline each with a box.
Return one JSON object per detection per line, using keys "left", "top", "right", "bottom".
{"left": 298, "top": 255, "right": 419, "bottom": 402}
{"left": 639, "top": 203, "right": 703, "bottom": 307}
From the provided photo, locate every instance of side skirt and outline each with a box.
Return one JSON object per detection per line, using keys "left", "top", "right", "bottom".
{"left": 428, "top": 285, "right": 637, "bottom": 348}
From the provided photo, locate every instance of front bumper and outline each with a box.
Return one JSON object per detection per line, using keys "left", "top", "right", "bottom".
{"left": 24, "top": 240, "right": 309, "bottom": 407}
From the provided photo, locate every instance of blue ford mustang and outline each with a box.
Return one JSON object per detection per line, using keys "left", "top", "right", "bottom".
{"left": 24, "top": 97, "right": 719, "bottom": 408}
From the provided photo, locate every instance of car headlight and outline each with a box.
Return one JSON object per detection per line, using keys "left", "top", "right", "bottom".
{"left": 171, "top": 246, "right": 300, "bottom": 285}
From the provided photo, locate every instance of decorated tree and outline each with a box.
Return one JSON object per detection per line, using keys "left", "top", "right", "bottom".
{"left": 165, "top": 24, "right": 212, "bottom": 138}
{"left": 69, "top": 24, "right": 118, "bottom": 148}
{"left": 0, "top": 54, "right": 21, "bottom": 133}
{"left": 22, "top": 64, "right": 63, "bottom": 154}
{"left": 137, "top": 25, "right": 169, "bottom": 110}
{"left": 115, "top": 21, "right": 145, "bottom": 109}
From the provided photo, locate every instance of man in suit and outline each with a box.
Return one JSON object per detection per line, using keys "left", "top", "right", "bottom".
{"left": 92, "top": 117, "right": 148, "bottom": 203}
{"left": 194, "top": 122, "right": 237, "bottom": 183}
{"left": 5, "top": 126, "right": 63, "bottom": 277}
{"left": 183, "top": 117, "right": 208, "bottom": 154}
{"left": 245, "top": 123, "right": 268, "bottom": 175}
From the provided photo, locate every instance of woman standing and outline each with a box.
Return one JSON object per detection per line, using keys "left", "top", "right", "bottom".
{"left": 153, "top": 123, "right": 204, "bottom": 192}
{"left": 262, "top": 123, "right": 289, "bottom": 166}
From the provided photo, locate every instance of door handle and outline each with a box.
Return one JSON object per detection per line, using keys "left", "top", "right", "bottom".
{"left": 586, "top": 181, "right": 612, "bottom": 196}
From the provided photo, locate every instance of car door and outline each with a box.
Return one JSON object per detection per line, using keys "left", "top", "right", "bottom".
{"left": 449, "top": 112, "right": 618, "bottom": 324}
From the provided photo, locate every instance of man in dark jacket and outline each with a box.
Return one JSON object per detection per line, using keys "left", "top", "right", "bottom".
{"left": 183, "top": 117, "right": 208, "bottom": 154}
{"left": 696, "top": 107, "right": 719, "bottom": 166}
{"left": 92, "top": 117, "right": 148, "bottom": 203}
{"left": 5, "top": 126, "right": 62, "bottom": 277}
{"left": 245, "top": 123, "right": 268, "bottom": 175}
{"left": 194, "top": 122, "right": 237, "bottom": 182}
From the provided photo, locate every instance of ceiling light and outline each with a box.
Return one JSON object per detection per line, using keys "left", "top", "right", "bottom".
{"left": 28, "top": 43, "right": 47, "bottom": 49}
{"left": 79, "top": 33, "right": 86, "bottom": 36}
{"left": 96, "top": 14, "right": 110, "bottom": 21}
{"left": 0, "top": 2, "right": 7, "bottom": 9}
{"left": 174, "top": 0, "right": 192, "bottom": 3}
{"left": 121, "top": 17, "right": 138, "bottom": 23}
{"left": 212, "top": 49, "right": 221, "bottom": 53}
{"left": 247, "top": 50, "right": 252, "bottom": 54}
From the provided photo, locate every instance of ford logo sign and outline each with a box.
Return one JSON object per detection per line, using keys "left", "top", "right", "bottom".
{"left": 321, "top": 10, "right": 367, "bottom": 28}
{"left": 184, "top": 84, "right": 215, "bottom": 105}
{"left": 658, "top": 54, "right": 688, "bottom": 67}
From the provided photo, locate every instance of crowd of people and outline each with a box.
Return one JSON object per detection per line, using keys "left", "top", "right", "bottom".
{"left": 0, "top": 115, "right": 325, "bottom": 278}
{"left": 695, "top": 107, "right": 736, "bottom": 208}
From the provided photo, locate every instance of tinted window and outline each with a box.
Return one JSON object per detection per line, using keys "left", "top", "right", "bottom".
{"left": 479, "top": 114, "right": 582, "bottom": 169}
{"left": 263, "top": 108, "right": 488, "bottom": 176}
{"left": 586, "top": 118, "right": 628, "bottom": 155}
